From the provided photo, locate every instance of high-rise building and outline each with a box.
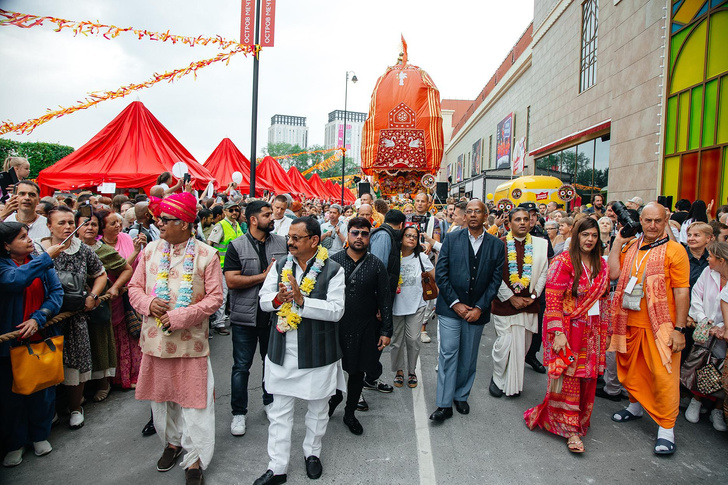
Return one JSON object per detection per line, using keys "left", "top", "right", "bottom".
{"left": 268, "top": 114, "right": 308, "bottom": 148}
{"left": 324, "top": 110, "right": 366, "bottom": 165}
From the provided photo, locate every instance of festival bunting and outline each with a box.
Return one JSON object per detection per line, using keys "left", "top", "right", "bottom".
{"left": 272, "top": 147, "right": 340, "bottom": 161}
{"left": 301, "top": 150, "right": 343, "bottom": 176}
{"left": 0, "top": 9, "right": 242, "bottom": 50}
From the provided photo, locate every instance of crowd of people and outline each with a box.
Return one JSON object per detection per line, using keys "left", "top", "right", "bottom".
{"left": 2, "top": 157, "right": 728, "bottom": 483}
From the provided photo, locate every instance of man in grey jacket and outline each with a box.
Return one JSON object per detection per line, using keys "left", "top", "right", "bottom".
{"left": 224, "top": 200, "right": 288, "bottom": 437}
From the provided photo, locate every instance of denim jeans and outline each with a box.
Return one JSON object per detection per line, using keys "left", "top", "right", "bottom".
{"left": 231, "top": 324, "right": 273, "bottom": 415}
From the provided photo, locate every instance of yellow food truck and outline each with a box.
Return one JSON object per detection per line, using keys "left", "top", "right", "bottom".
{"left": 492, "top": 175, "right": 567, "bottom": 206}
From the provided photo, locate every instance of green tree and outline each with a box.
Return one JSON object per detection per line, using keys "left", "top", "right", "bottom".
{"left": 0, "top": 139, "right": 75, "bottom": 178}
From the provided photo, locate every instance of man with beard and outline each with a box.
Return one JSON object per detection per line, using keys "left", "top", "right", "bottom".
{"left": 254, "top": 217, "right": 345, "bottom": 484}
{"left": 224, "top": 200, "right": 288, "bottom": 437}
{"left": 328, "top": 218, "right": 392, "bottom": 434}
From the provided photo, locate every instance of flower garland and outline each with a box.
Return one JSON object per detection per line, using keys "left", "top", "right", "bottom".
{"left": 506, "top": 232, "right": 533, "bottom": 292}
{"left": 153, "top": 237, "right": 196, "bottom": 336}
{"left": 276, "top": 245, "right": 329, "bottom": 333}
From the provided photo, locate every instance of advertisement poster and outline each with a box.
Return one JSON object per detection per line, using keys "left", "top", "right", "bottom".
{"left": 447, "top": 163, "right": 452, "bottom": 181}
{"left": 337, "top": 124, "right": 353, "bottom": 150}
{"left": 457, "top": 154, "right": 463, "bottom": 182}
{"left": 472, "top": 139, "right": 482, "bottom": 176}
{"left": 512, "top": 136, "right": 526, "bottom": 175}
{"left": 496, "top": 113, "right": 513, "bottom": 170}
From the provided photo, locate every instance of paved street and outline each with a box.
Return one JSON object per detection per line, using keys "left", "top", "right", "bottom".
{"left": 3, "top": 320, "right": 727, "bottom": 485}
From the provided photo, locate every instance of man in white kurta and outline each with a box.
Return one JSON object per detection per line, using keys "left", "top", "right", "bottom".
{"left": 254, "top": 218, "right": 345, "bottom": 485}
{"left": 490, "top": 208, "right": 549, "bottom": 397}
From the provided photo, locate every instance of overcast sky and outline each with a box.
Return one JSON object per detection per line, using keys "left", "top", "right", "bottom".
{"left": 0, "top": 0, "right": 534, "bottom": 162}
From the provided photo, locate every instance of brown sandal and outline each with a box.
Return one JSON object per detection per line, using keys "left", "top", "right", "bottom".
{"left": 567, "top": 436, "right": 584, "bottom": 453}
{"left": 394, "top": 373, "right": 404, "bottom": 387}
{"left": 408, "top": 373, "right": 418, "bottom": 388}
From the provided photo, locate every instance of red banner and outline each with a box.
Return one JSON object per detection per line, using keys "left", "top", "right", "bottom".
{"left": 240, "top": 0, "right": 256, "bottom": 46}
{"left": 260, "top": 0, "right": 276, "bottom": 47}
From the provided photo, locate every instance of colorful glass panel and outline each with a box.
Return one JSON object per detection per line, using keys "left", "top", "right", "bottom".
{"left": 703, "top": 78, "right": 718, "bottom": 146}
{"left": 666, "top": 96, "right": 678, "bottom": 155}
{"left": 680, "top": 152, "right": 699, "bottom": 201}
{"left": 674, "top": 0, "right": 707, "bottom": 24}
{"left": 722, "top": 148, "right": 728, "bottom": 202}
{"left": 718, "top": 76, "right": 728, "bottom": 144}
{"left": 699, "top": 149, "right": 721, "bottom": 207}
{"left": 689, "top": 86, "right": 704, "bottom": 150}
{"left": 670, "top": 20, "right": 707, "bottom": 94}
{"left": 663, "top": 156, "right": 680, "bottom": 200}
{"left": 708, "top": 11, "right": 728, "bottom": 79}
{"left": 678, "top": 92, "right": 691, "bottom": 152}
{"left": 670, "top": 25, "right": 693, "bottom": 68}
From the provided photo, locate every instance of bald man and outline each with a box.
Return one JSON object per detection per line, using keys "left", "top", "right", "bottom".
{"left": 129, "top": 202, "right": 160, "bottom": 242}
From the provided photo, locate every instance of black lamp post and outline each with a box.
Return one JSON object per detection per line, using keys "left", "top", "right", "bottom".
{"left": 342, "top": 71, "right": 357, "bottom": 204}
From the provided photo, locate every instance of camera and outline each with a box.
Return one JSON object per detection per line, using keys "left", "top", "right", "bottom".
{"left": 612, "top": 201, "right": 642, "bottom": 238}
{"left": 0, "top": 167, "right": 19, "bottom": 203}
{"left": 77, "top": 200, "right": 93, "bottom": 219}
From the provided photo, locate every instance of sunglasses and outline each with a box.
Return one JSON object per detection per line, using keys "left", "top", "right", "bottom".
{"left": 159, "top": 216, "right": 182, "bottom": 225}
{"left": 227, "top": 208, "right": 240, "bottom": 212}
{"left": 350, "top": 230, "right": 370, "bottom": 238}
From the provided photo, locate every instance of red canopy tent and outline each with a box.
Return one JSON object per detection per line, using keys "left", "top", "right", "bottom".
{"left": 256, "top": 156, "right": 299, "bottom": 196}
{"left": 324, "top": 179, "right": 342, "bottom": 202}
{"left": 203, "top": 138, "right": 273, "bottom": 196}
{"left": 339, "top": 184, "right": 357, "bottom": 203}
{"left": 306, "top": 173, "right": 330, "bottom": 200}
{"left": 37, "top": 101, "right": 215, "bottom": 196}
{"left": 286, "top": 166, "right": 317, "bottom": 199}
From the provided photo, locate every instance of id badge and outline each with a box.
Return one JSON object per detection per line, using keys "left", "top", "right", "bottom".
{"left": 588, "top": 300, "right": 600, "bottom": 316}
{"left": 625, "top": 276, "right": 638, "bottom": 294}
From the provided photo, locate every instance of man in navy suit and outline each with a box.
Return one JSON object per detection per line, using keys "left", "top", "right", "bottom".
{"left": 430, "top": 199, "right": 506, "bottom": 422}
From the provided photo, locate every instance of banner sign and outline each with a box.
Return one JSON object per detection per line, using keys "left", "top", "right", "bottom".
{"left": 512, "top": 136, "right": 526, "bottom": 175}
{"left": 260, "top": 0, "right": 276, "bottom": 47}
{"left": 472, "top": 138, "right": 482, "bottom": 176}
{"left": 240, "top": 0, "right": 256, "bottom": 46}
{"left": 496, "top": 113, "right": 513, "bottom": 170}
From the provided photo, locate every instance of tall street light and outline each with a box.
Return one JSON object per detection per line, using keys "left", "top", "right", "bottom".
{"left": 342, "top": 71, "right": 357, "bottom": 205}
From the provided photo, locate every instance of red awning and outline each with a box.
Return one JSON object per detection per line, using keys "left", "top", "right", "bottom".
{"left": 256, "top": 156, "right": 299, "bottom": 196}
{"left": 37, "top": 101, "right": 215, "bottom": 196}
{"left": 529, "top": 120, "right": 611, "bottom": 158}
{"left": 204, "top": 138, "right": 273, "bottom": 196}
{"left": 286, "top": 166, "right": 317, "bottom": 199}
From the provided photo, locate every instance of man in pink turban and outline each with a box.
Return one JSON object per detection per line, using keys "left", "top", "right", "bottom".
{"left": 128, "top": 189, "right": 223, "bottom": 485}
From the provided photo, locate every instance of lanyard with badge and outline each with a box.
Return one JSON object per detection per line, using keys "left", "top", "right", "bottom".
{"left": 622, "top": 236, "right": 668, "bottom": 311}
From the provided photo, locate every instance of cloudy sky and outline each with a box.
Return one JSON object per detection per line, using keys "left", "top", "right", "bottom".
{"left": 0, "top": 0, "right": 534, "bottom": 162}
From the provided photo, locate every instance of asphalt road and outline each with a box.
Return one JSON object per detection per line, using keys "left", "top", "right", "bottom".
{"left": 3, "top": 320, "right": 727, "bottom": 485}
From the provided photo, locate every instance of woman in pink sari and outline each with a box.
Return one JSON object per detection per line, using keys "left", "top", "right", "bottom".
{"left": 98, "top": 210, "right": 146, "bottom": 389}
{"left": 524, "top": 218, "right": 610, "bottom": 453}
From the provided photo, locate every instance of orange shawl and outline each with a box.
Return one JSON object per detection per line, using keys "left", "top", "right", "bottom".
{"left": 609, "top": 237, "right": 674, "bottom": 372}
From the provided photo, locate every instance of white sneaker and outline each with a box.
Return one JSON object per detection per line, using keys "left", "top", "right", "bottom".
{"left": 710, "top": 409, "right": 727, "bottom": 431}
{"left": 231, "top": 414, "right": 246, "bottom": 436}
{"left": 33, "top": 440, "right": 53, "bottom": 457}
{"left": 685, "top": 398, "right": 701, "bottom": 423}
{"left": 420, "top": 331, "right": 432, "bottom": 343}
{"left": 3, "top": 448, "right": 24, "bottom": 467}
{"left": 69, "top": 407, "right": 85, "bottom": 429}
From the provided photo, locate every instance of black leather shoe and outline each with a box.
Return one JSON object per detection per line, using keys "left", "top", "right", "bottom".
{"left": 343, "top": 414, "right": 364, "bottom": 435}
{"left": 142, "top": 417, "right": 156, "bottom": 436}
{"left": 328, "top": 393, "right": 343, "bottom": 417}
{"left": 305, "top": 456, "right": 323, "bottom": 479}
{"left": 429, "top": 407, "right": 453, "bottom": 422}
{"left": 489, "top": 377, "right": 503, "bottom": 398}
{"left": 253, "top": 470, "right": 287, "bottom": 485}
{"left": 525, "top": 356, "right": 546, "bottom": 374}
{"left": 453, "top": 400, "right": 470, "bottom": 415}
{"left": 595, "top": 387, "right": 622, "bottom": 402}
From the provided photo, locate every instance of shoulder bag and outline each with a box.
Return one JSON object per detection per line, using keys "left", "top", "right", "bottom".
{"left": 418, "top": 254, "right": 438, "bottom": 301}
{"left": 122, "top": 292, "right": 142, "bottom": 338}
{"left": 57, "top": 270, "right": 87, "bottom": 312}
{"left": 10, "top": 335, "right": 64, "bottom": 395}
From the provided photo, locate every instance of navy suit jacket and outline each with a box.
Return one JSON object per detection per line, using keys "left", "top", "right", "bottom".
{"left": 435, "top": 228, "right": 506, "bottom": 325}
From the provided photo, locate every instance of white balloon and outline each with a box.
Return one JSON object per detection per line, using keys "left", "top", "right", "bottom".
{"left": 205, "top": 181, "right": 215, "bottom": 198}
{"left": 172, "top": 161, "right": 189, "bottom": 179}
{"left": 232, "top": 171, "right": 243, "bottom": 184}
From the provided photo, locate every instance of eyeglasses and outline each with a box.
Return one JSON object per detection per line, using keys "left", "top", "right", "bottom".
{"left": 546, "top": 227, "right": 557, "bottom": 231}
{"left": 350, "top": 230, "right": 370, "bottom": 238}
{"left": 465, "top": 209, "right": 484, "bottom": 215}
{"left": 286, "top": 234, "right": 313, "bottom": 243}
{"left": 227, "top": 208, "right": 240, "bottom": 212}
{"left": 159, "top": 216, "right": 182, "bottom": 225}
{"left": 403, "top": 234, "right": 418, "bottom": 239}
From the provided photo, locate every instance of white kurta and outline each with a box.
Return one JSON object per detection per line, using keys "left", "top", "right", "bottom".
{"left": 259, "top": 255, "right": 347, "bottom": 400}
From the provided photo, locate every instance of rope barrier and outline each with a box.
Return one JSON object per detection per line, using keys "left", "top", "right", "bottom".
{"left": 0, "top": 288, "right": 126, "bottom": 344}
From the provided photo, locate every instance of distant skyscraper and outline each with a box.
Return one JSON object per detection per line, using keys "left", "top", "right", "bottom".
{"left": 324, "top": 110, "right": 366, "bottom": 166}
{"left": 268, "top": 114, "right": 308, "bottom": 148}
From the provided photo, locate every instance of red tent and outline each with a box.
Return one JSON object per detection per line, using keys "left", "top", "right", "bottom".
{"left": 286, "top": 166, "right": 317, "bottom": 199}
{"left": 324, "top": 179, "right": 342, "bottom": 202}
{"left": 336, "top": 184, "right": 356, "bottom": 203}
{"left": 203, "top": 138, "right": 273, "bottom": 196}
{"left": 256, "top": 156, "right": 299, "bottom": 196}
{"left": 37, "top": 101, "right": 215, "bottom": 196}
{"left": 306, "top": 173, "right": 330, "bottom": 200}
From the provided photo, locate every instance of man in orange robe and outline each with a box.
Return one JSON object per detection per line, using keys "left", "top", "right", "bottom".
{"left": 607, "top": 202, "right": 689, "bottom": 455}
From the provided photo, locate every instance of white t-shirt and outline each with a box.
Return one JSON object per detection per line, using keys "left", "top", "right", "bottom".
{"left": 4, "top": 213, "right": 50, "bottom": 240}
{"left": 393, "top": 252, "right": 434, "bottom": 316}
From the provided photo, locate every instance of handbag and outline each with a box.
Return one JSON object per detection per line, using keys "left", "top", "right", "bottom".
{"left": 697, "top": 356, "right": 724, "bottom": 395}
{"left": 693, "top": 318, "right": 713, "bottom": 345}
{"left": 88, "top": 299, "right": 111, "bottom": 326}
{"left": 418, "top": 254, "right": 438, "bottom": 301}
{"left": 57, "top": 270, "right": 87, "bottom": 312}
{"left": 10, "top": 335, "right": 64, "bottom": 395}
{"left": 122, "top": 292, "right": 142, "bottom": 338}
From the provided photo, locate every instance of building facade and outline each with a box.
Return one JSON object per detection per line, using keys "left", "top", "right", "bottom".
{"left": 324, "top": 110, "right": 366, "bottom": 165}
{"left": 268, "top": 114, "right": 308, "bottom": 148}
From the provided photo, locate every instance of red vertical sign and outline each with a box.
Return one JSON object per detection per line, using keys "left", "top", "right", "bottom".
{"left": 240, "top": 0, "right": 256, "bottom": 46}
{"left": 260, "top": 0, "right": 276, "bottom": 47}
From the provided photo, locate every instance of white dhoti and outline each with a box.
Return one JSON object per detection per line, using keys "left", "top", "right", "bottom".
{"left": 151, "top": 358, "right": 215, "bottom": 470}
{"left": 491, "top": 313, "right": 537, "bottom": 396}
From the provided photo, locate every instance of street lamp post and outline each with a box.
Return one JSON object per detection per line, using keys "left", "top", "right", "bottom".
{"left": 342, "top": 71, "right": 357, "bottom": 205}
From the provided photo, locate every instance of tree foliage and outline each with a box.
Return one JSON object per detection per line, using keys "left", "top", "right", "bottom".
{"left": 263, "top": 142, "right": 360, "bottom": 180}
{"left": 0, "top": 139, "right": 75, "bottom": 178}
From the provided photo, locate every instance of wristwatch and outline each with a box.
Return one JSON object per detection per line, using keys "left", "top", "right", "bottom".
{"left": 89, "top": 293, "right": 99, "bottom": 301}
{"left": 673, "top": 326, "right": 686, "bottom": 334}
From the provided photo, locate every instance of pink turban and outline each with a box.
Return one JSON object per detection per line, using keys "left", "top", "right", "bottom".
{"left": 160, "top": 192, "right": 197, "bottom": 223}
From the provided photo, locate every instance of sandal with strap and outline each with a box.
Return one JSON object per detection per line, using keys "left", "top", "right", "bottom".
{"left": 93, "top": 385, "right": 111, "bottom": 402}
{"left": 408, "top": 373, "right": 418, "bottom": 388}
{"left": 567, "top": 436, "right": 585, "bottom": 454}
{"left": 611, "top": 408, "right": 643, "bottom": 423}
{"left": 393, "top": 374, "right": 404, "bottom": 388}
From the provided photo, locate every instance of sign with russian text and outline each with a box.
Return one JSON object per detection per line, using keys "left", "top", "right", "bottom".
{"left": 240, "top": 0, "right": 256, "bottom": 46}
{"left": 260, "top": 0, "right": 276, "bottom": 47}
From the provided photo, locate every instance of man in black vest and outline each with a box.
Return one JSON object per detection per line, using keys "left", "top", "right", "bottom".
{"left": 430, "top": 199, "right": 506, "bottom": 422}
{"left": 224, "top": 200, "right": 287, "bottom": 437}
{"left": 254, "top": 217, "right": 345, "bottom": 485}
{"left": 329, "top": 217, "right": 393, "bottom": 435}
